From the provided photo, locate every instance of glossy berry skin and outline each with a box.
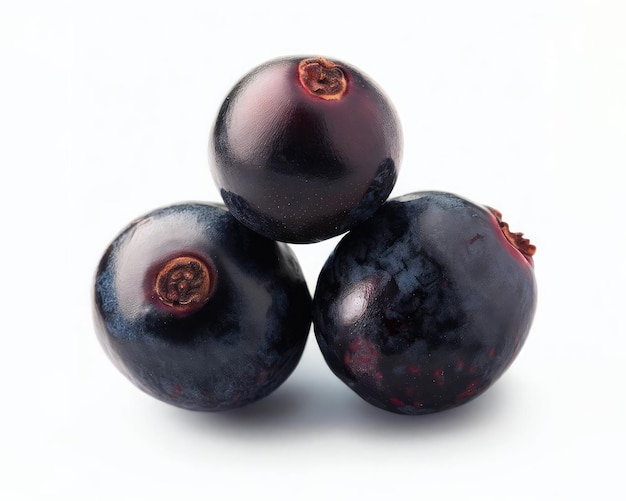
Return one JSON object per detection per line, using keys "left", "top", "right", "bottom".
{"left": 93, "top": 203, "right": 312, "bottom": 411}
{"left": 210, "top": 55, "right": 403, "bottom": 243}
{"left": 313, "top": 191, "right": 537, "bottom": 415}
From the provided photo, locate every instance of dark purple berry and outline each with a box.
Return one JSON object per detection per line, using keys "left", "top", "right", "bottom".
{"left": 209, "top": 55, "right": 403, "bottom": 243}
{"left": 93, "top": 202, "right": 311, "bottom": 411}
{"left": 312, "top": 191, "right": 537, "bottom": 414}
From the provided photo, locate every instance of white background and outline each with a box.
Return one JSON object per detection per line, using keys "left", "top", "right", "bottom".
{"left": 1, "top": 1, "right": 625, "bottom": 498}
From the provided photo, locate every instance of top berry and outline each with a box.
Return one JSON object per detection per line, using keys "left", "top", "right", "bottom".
{"left": 209, "top": 55, "right": 403, "bottom": 243}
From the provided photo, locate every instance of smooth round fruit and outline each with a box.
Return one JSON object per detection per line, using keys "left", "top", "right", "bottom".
{"left": 93, "top": 202, "right": 312, "bottom": 411}
{"left": 210, "top": 55, "right": 403, "bottom": 243}
{"left": 312, "top": 191, "right": 537, "bottom": 415}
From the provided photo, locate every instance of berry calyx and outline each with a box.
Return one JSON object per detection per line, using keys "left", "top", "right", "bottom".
{"left": 487, "top": 207, "right": 536, "bottom": 264}
{"left": 153, "top": 255, "right": 214, "bottom": 314}
{"left": 298, "top": 57, "right": 347, "bottom": 100}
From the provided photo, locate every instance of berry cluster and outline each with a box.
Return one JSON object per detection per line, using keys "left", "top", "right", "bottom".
{"left": 93, "top": 55, "right": 537, "bottom": 415}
